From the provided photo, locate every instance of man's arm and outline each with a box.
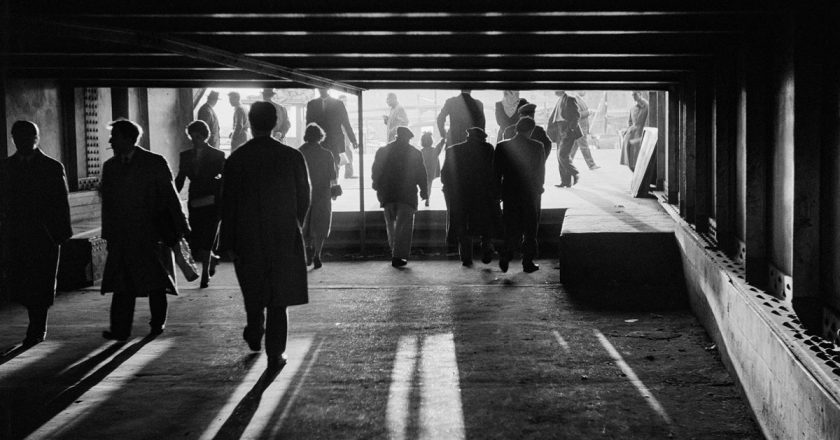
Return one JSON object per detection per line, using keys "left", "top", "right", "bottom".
{"left": 436, "top": 102, "right": 449, "bottom": 139}
{"left": 416, "top": 153, "right": 429, "bottom": 201}
{"left": 218, "top": 157, "right": 239, "bottom": 254}
{"left": 339, "top": 102, "right": 358, "bottom": 146}
{"left": 294, "top": 151, "right": 311, "bottom": 227}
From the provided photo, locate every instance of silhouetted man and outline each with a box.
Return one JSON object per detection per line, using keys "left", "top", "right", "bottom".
{"left": 197, "top": 90, "right": 221, "bottom": 148}
{"left": 437, "top": 90, "right": 485, "bottom": 147}
{"left": 0, "top": 121, "right": 72, "bottom": 345}
{"left": 229, "top": 91, "right": 249, "bottom": 152}
{"left": 547, "top": 90, "right": 583, "bottom": 187}
{"left": 441, "top": 127, "right": 500, "bottom": 266}
{"left": 100, "top": 119, "right": 189, "bottom": 340}
{"left": 501, "top": 102, "right": 552, "bottom": 161}
{"left": 262, "top": 88, "right": 291, "bottom": 141}
{"left": 220, "top": 102, "right": 311, "bottom": 370}
{"left": 494, "top": 117, "right": 545, "bottom": 273}
{"left": 371, "top": 126, "right": 428, "bottom": 268}
{"left": 570, "top": 91, "right": 599, "bottom": 170}
{"left": 306, "top": 89, "right": 358, "bottom": 172}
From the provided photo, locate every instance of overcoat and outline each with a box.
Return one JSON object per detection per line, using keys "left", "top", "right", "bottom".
{"left": 231, "top": 105, "right": 249, "bottom": 151}
{"left": 437, "top": 93, "right": 486, "bottom": 147}
{"left": 305, "top": 96, "right": 358, "bottom": 158}
{"left": 219, "top": 136, "right": 311, "bottom": 308}
{"left": 371, "top": 139, "right": 428, "bottom": 209}
{"left": 0, "top": 149, "right": 72, "bottom": 307}
{"left": 100, "top": 147, "right": 189, "bottom": 297}
{"left": 441, "top": 138, "right": 501, "bottom": 242}
{"left": 299, "top": 141, "right": 336, "bottom": 238}
{"left": 494, "top": 134, "right": 546, "bottom": 215}
{"left": 620, "top": 98, "right": 649, "bottom": 170}
{"left": 197, "top": 102, "right": 221, "bottom": 149}
{"left": 501, "top": 124, "right": 552, "bottom": 162}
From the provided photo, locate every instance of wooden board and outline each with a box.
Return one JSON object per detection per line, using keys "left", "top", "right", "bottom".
{"left": 630, "top": 127, "right": 659, "bottom": 197}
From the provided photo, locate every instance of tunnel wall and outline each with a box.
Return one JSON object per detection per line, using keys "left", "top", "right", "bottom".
{"left": 4, "top": 79, "right": 65, "bottom": 162}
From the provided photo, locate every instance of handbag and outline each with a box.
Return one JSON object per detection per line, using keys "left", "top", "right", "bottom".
{"left": 173, "top": 237, "right": 199, "bottom": 282}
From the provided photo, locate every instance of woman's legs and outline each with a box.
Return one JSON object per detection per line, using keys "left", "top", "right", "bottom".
{"left": 312, "top": 234, "right": 326, "bottom": 268}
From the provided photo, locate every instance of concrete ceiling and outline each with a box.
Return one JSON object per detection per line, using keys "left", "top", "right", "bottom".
{"left": 3, "top": 0, "right": 786, "bottom": 92}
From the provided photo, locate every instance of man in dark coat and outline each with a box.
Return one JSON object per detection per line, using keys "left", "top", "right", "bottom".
{"left": 262, "top": 88, "right": 291, "bottom": 141}
{"left": 306, "top": 88, "right": 358, "bottom": 171}
{"left": 371, "top": 126, "right": 428, "bottom": 268}
{"left": 494, "top": 117, "right": 545, "bottom": 273}
{"left": 100, "top": 119, "right": 189, "bottom": 341}
{"left": 547, "top": 90, "right": 583, "bottom": 187}
{"left": 441, "top": 127, "right": 500, "bottom": 266}
{"left": 0, "top": 121, "right": 72, "bottom": 345}
{"left": 219, "top": 102, "right": 311, "bottom": 370}
{"left": 197, "top": 90, "right": 221, "bottom": 149}
{"left": 500, "top": 103, "right": 552, "bottom": 162}
{"left": 229, "top": 92, "right": 249, "bottom": 152}
{"left": 437, "top": 90, "right": 485, "bottom": 147}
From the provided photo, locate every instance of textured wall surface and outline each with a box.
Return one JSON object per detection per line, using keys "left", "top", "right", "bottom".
{"left": 4, "top": 79, "right": 64, "bottom": 162}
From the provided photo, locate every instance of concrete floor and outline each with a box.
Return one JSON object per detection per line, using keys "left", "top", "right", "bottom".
{"left": 1, "top": 260, "right": 761, "bottom": 439}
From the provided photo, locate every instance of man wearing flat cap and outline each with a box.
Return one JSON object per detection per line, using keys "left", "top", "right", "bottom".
{"left": 371, "top": 126, "right": 428, "bottom": 268}
{"left": 441, "top": 127, "right": 501, "bottom": 266}
{"left": 501, "top": 102, "right": 552, "bottom": 162}
{"left": 262, "top": 88, "right": 291, "bottom": 141}
{"left": 494, "top": 117, "right": 545, "bottom": 274}
{"left": 197, "top": 91, "right": 221, "bottom": 148}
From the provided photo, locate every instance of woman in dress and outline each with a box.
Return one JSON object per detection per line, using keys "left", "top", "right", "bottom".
{"left": 620, "top": 91, "right": 649, "bottom": 172}
{"left": 420, "top": 132, "right": 445, "bottom": 207}
{"left": 299, "top": 123, "right": 337, "bottom": 269}
{"left": 175, "top": 120, "right": 226, "bottom": 288}
{"left": 494, "top": 90, "right": 527, "bottom": 141}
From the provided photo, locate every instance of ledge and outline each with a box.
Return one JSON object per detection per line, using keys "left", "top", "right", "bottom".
{"left": 658, "top": 195, "right": 840, "bottom": 440}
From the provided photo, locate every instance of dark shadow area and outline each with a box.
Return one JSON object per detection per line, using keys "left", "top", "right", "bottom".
{"left": 564, "top": 283, "right": 688, "bottom": 312}
{"left": 211, "top": 366, "right": 283, "bottom": 440}
{"left": 0, "top": 343, "right": 33, "bottom": 367}
{"left": 15, "top": 335, "right": 157, "bottom": 439}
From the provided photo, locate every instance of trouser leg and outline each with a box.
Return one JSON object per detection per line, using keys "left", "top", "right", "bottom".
{"left": 344, "top": 147, "right": 354, "bottom": 178}
{"left": 244, "top": 301, "right": 266, "bottom": 342}
{"left": 557, "top": 138, "right": 578, "bottom": 185}
{"left": 110, "top": 292, "right": 136, "bottom": 337}
{"left": 577, "top": 136, "right": 597, "bottom": 168}
{"left": 26, "top": 306, "right": 49, "bottom": 340}
{"left": 264, "top": 306, "right": 288, "bottom": 357}
{"left": 521, "top": 203, "right": 540, "bottom": 262}
{"left": 148, "top": 289, "right": 168, "bottom": 330}
{"left": 392, "top": 204, "right": 416, "bottom": 259}
{"left": 502, "top": 205, "right": 523, "bottom": 261}
{"left": 458, "top": 233, "right": 474, "bottom": 263}
{"left": 383, "top": 203, "right": 398, "bottom": 254}
{"left": 312, "top": 235, "right": 326, "bottom": 258}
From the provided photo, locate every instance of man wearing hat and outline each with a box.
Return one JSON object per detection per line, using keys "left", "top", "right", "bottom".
{"left": 441, "top": 127, "right": 501, "bottom": 266}
{"left": 228, "top": 91, "right": 249, "bottom": 152}
{"left": 371, "top": 126, "right": 428, "bottom": 267}
{"left": 262, "top": 88, "right": 291, "bottom": 141}
{"left": 500, "top": 102, "right": 552, "bottom": 162}
{"left": 494, "top": 117, "right": 545, "bottom": 273}
{"left": 437, "top": 90, "right": 485, "bottom": 147}
{"left": 547, "top": 90, "right": 583, "bottom": 187}
{"left": 197, "top": 91, "right": 221, "bottom": 148}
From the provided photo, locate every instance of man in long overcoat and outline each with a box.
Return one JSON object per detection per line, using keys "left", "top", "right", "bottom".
{"left": 441, "top": 127, "right": 500, "bottom": 266}
{"left": 436, "top": 90, "right": 485, "bottom": 147}
{"left": 494, "top": 117, "right": 545, "bottom": 274}
{"left": 547, "top": 90, "right": 583, "bottom": 187}
{"left": 0, "top": 121, "right": 72, "bottom": 345}
{"left": 371, "top": 126, "right": 428, "bottom": 268}
{"left": 306, "top": 88, "right": 358, "bottom": 171}
{"left": 100, "top": 119, "right": 189, "bottom": 340}
{"left": 197, "top": 90, "right": 221, "bottom": 148}
{"left": 219, "top": 102, "right": 311, "bottom": 370}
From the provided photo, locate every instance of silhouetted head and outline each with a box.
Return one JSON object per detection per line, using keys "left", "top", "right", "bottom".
{"left": 207, "top": 91, "right": 219, "bottom": 106}
{"left": 228, "top": 92, "right": 240, "bottom": 106}
{"left": 460, "top": 89, "right": 472, "bottom": 95}
{"left": 515, "top": 117, "right": 536, "bottom": 136}
{"left": 318, "top": 88, "right": 330, "bottom": 98}
{"left": 503, "top": 90, "right": 519, "bottom": 101}
{"left": 108, "top": 119, "right": 142, "bottom": 156}
{"left": 262, "top": 88, "right": 275, "bottom": 100}
{"left": 303, "top": 123, "right": 326, "bottom": 143}
{"left": 554, "top": 90, "right": 566, "bottom": 97}
{"left": 386, "top": 93, "right": 398, "bottom": 108}
{"left": 396, "top": 126, "right": 414, "bottom": 141}
{"left": 10, "top": 120, "right": 39, "bottom": 154}
{"left": 420, "top": 131, "right": 433, "bottom": 148}
{"left": 517, "top": 102, "right": 537, "bottom": 118}
{"left": 186, "top": 120, "right": 210, "bottom": 144}
{"left": 632, "top": 91, "right": 645, "bottom": 103}
{"left": 248, "top": 101, "right": 277, "bottom": 135}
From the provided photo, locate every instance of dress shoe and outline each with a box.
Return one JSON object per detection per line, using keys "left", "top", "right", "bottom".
{"left": 149, "top": 325, "right": 164, "bottom": 336}
{"left": 305, "top": 248, "right": 314, "bottom": 266}
{"left": 102, "top": 330, "right": 129, "bottom": 341}
{"left": 200, "top": 280, "right": 209, "bottom": 289}
{"left": 425, "top": 200, "right": 430, "bottom": 207}
{"left": 21, "top": 335, "right": 45, "bottom": 346}
{"left": 209, "top": 253, "right": 220, "bottom": 277}
{"left": 499, "top": 256, "right": 510, "bottom": 273}
{"left": 313, "top": 256, "right": 322, "bottom": 269}
{"left": 481, "top": 249, "right": 494, "bottom": 264}
{"left": 243, "top": 329, "right": 262, "bottom": 352}
{"left": 462, "top": 259, "right": 473, "bottom": 267}
{"left": 572, "top": 174, "right": 580, "bottom": 186}
{"left": 391, "top": 258, "right": 408, "bottom": 268}
{"left": 555, "top": 183, "right": 571, "bottom": 188}
{"left": 589, "top": 165, "right": 601, "bottom": 170}
{"left": 523, "top": 260, "right": 540, "bottom": 273}
{"left": 267, "top": 353, "right": 288, "bottom": 371}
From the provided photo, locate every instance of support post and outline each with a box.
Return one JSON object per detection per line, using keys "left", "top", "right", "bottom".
{"left": 59, "top": 85, "right": 78, "bottom": 191}
{"left": 357, "top": 91, "right": 366, "bottom": 255}
{"left": 694, "top": 72, "right": 712, "bottom": 233}
{"left": 666, "top": 87, "right": 679, "bottom": 203}
{"left": 714, "top": 53, "right": 737, "bottom": 255}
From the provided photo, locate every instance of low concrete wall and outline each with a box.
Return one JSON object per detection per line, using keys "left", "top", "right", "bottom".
{"left": 662, "top": 199, "right": 840, "bottom": 440}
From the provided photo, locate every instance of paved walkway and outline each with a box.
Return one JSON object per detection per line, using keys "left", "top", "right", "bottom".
{"left": 1, "top": 261, "right": 760, "bottom": 439}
